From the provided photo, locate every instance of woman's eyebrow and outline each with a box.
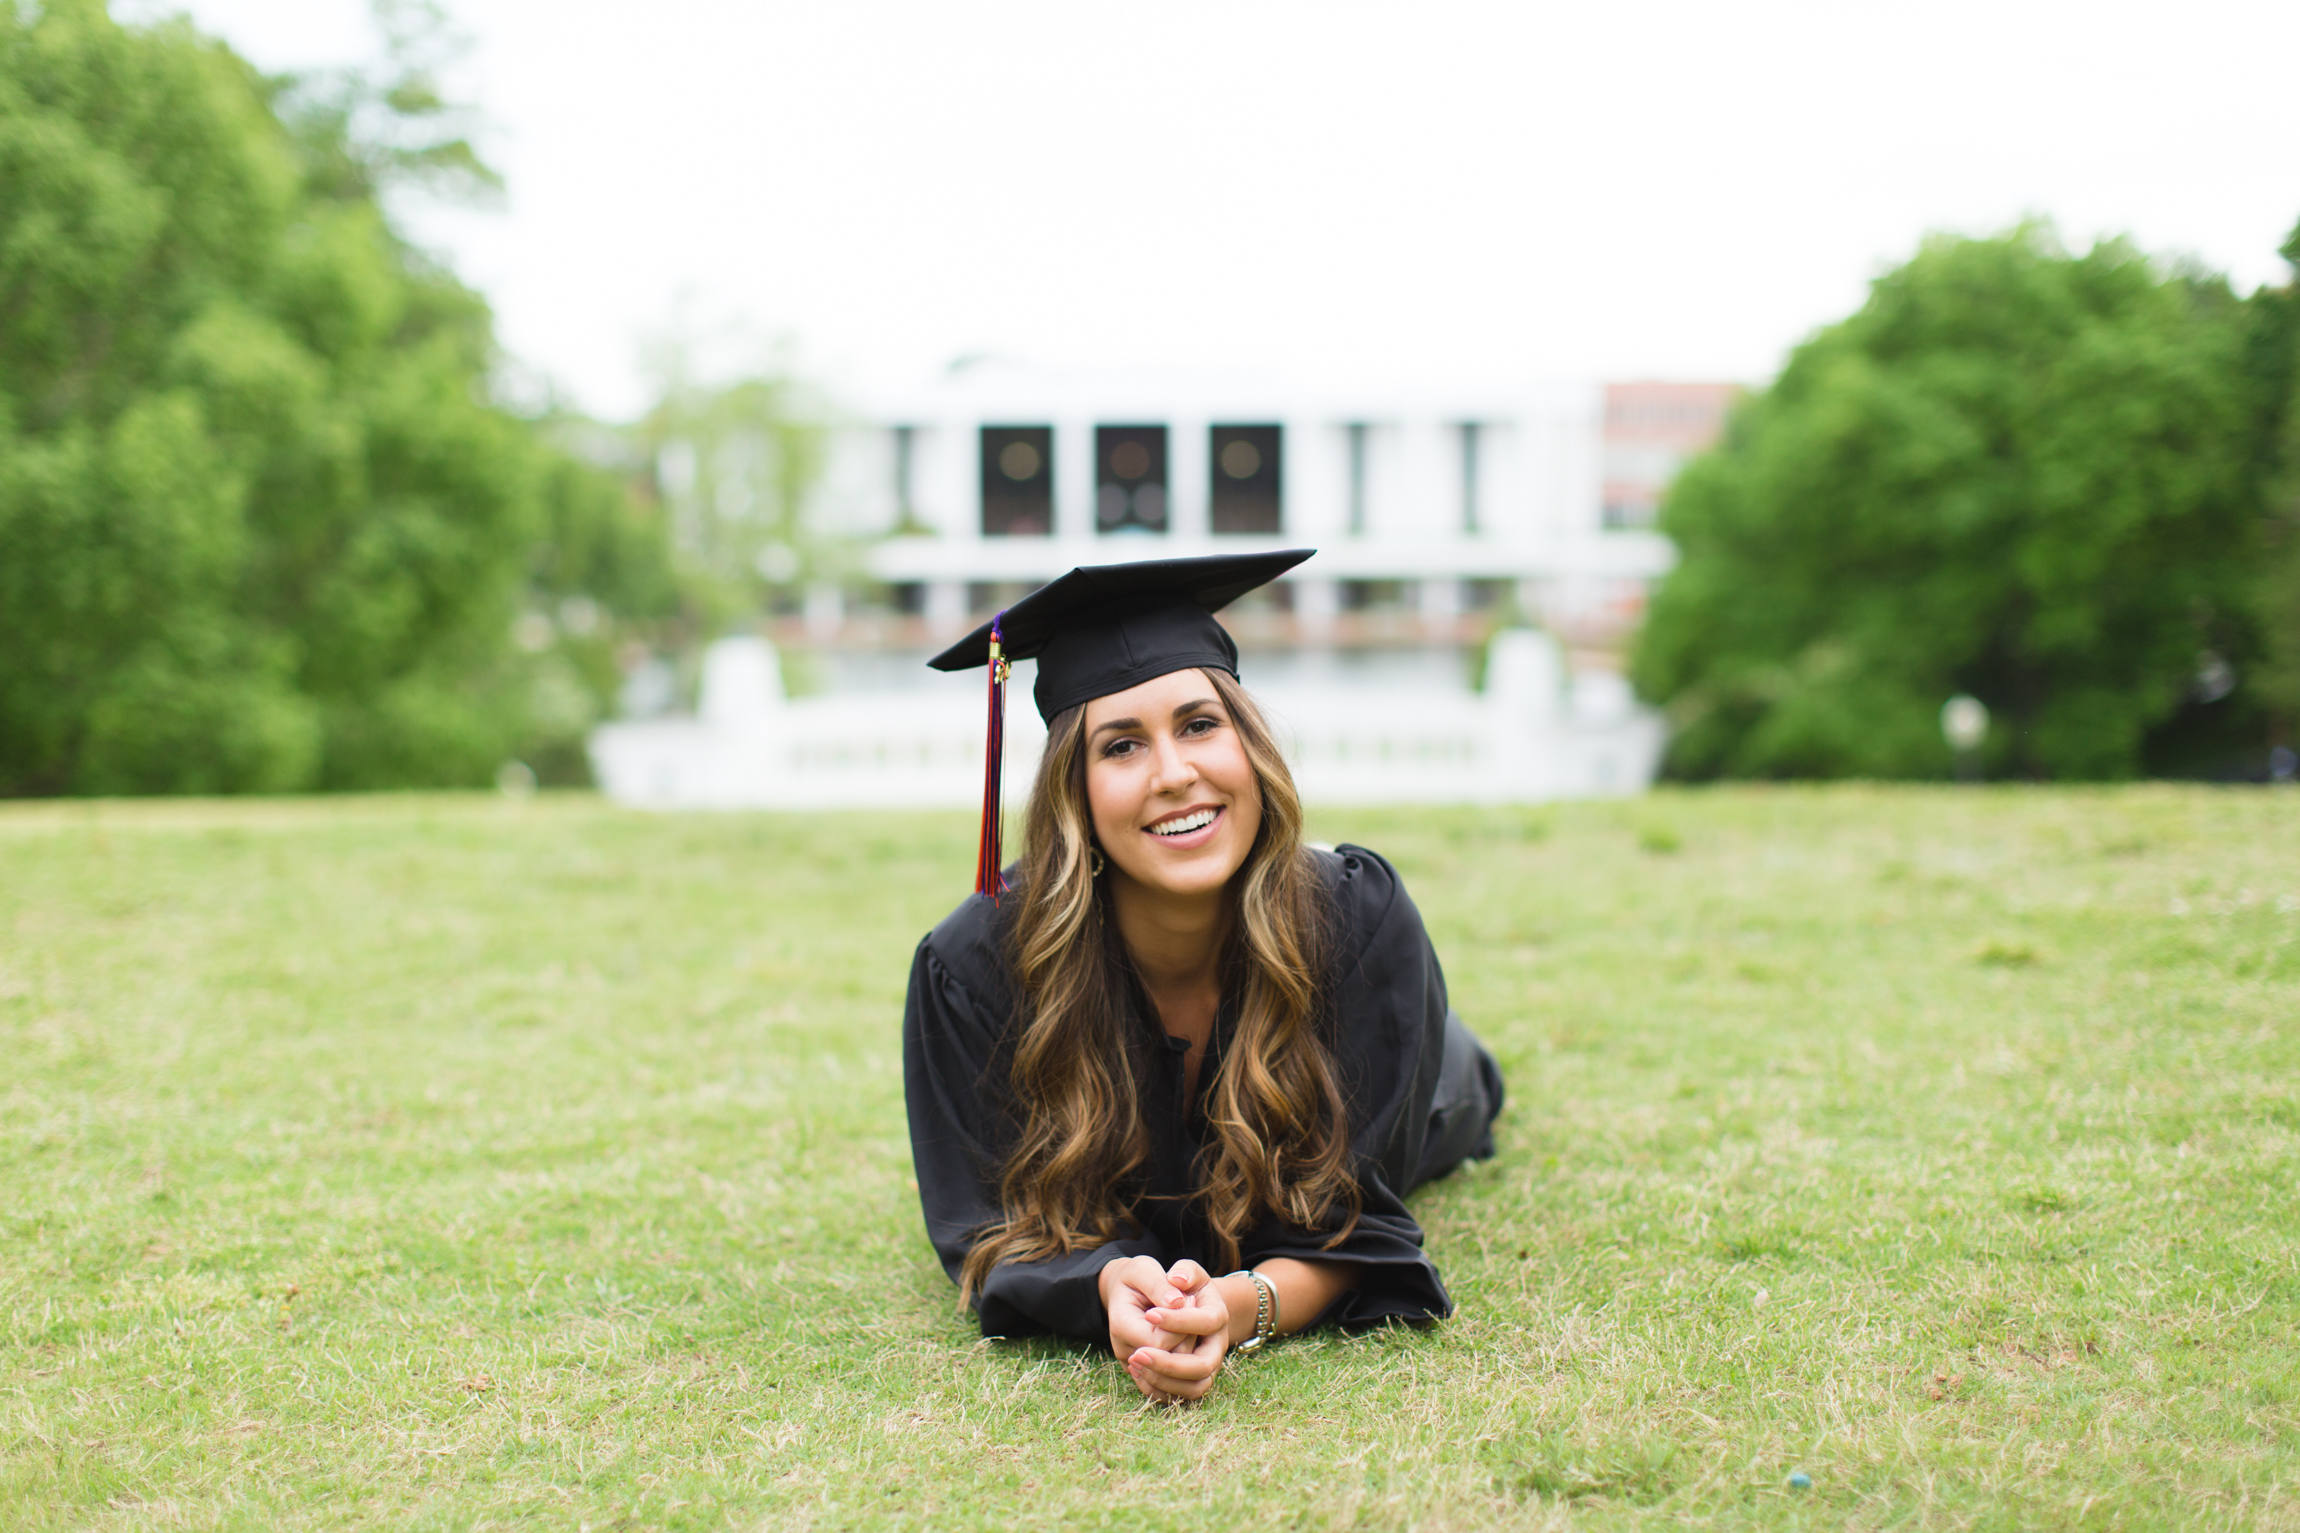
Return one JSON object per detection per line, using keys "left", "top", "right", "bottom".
{"left": 1091, "top": 699, "right": 1219, "bottom": 738}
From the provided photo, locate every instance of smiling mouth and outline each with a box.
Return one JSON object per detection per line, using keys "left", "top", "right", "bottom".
{"left": 1148, "top": 807, "right": 1221, "bottom": 837}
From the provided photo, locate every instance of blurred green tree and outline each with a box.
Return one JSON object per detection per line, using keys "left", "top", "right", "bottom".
{"left": 1632, "top": 224, "right": 2268, "bottom": 780}
{"left": 0, "top": 0, "right": 675, "bottom": 794}
{"left": 633, "top": 331, "right": 835, "bottom": 630}
{"left": 2249, "top": 222, "right": 2300, "bottom": 748}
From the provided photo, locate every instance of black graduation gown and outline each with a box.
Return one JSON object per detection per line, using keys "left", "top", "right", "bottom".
{"left": 902, "top": 843, "right": 1482, "bottom": 1342}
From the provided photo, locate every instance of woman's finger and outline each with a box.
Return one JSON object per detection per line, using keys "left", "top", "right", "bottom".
{"left": 1166, "top": 1259, "right": 1209, "bottom": 1293}
{"left": 1130, "top": 1344, "right": 1221, "bottom": 1384}
{"left": 1143, "top": 1302, "right": 1224, "bottom": 1337}
{"left": 1109, "top": 1309, "right": 1158, "bottom": 1354}
{"left": 1143, "top": 1286, "right": 1197, "bottom": 1351}
{"left": 1130, "top": 1356, "right": 1216, "bottom": 1403}
{"left": 1122, "top": 1258, "right": 1187, "bottom": 1308}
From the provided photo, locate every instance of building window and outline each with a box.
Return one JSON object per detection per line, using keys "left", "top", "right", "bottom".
{"left": 1346, "top": 422, "right": 1368, "bottom": 536}
{"left": 1459, "top": 421, "right": 1481, "bottom": 534}
{"left": 980, "top": 426, "right": 1053, "bottom": 537}
{"left": 1464, "top": 578, "right": 1508, "bottom": 611}
{"left": 1340, "top": 579, "right": 1406, "bottom": 612}
{"left": 1096, "top": 425, "right": 1168, "bottom": 533}
{"left": 1210, "top": 424, "right": 1282, "bottom": 535}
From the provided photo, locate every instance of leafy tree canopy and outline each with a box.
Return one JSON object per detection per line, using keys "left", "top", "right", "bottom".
{"left": 0, "top": 0, "right": 674, "bottom": 794}
{"left": 1633, "top": 223, "right": 2277, "bottom": 780}
{"left": 2249, "top": 224, "right": 2300, "bottom": 736}
{"left": 633, "top": 328, "right": 835, "bottom": 629}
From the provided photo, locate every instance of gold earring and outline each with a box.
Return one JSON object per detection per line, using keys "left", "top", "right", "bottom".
{"left": 1089, "top": 846, "right": 1106, "bottom": 878}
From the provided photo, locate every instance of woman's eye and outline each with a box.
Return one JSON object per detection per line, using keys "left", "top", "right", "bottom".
{"left": 1102, "top": 739, "right": 1139, "bottom": 759}
{"left": 1181, "top": 716, "right": 1219, "bottom": 737}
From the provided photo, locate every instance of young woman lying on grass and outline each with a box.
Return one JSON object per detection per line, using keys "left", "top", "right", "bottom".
{"left": 903, "top": 552, "right": 1504, "bottom": 1405}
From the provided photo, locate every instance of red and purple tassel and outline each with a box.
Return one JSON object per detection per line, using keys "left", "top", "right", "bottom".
{"left": 975, "top": 614, "right": 1011, "bottom": 901}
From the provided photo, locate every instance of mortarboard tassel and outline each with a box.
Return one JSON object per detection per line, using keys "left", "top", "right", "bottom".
{"left": 975, "top": 614, "right": 1011, "bottom": 901}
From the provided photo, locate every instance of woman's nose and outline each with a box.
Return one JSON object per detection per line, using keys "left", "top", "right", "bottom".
{"left": 1148, "top": 738, "right": 1199, "bottom": 794}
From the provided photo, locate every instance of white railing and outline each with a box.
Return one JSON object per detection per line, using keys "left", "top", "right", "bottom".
{"left": 587, "top": 631, "right": 1662, "bottom": 809}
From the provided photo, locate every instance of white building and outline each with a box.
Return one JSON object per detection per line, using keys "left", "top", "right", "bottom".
{"left": 590, "top": 363, "right": 1733, "bottom": 809}
{"left": 807, "top": 361, "right": 1702, "bottom": 646}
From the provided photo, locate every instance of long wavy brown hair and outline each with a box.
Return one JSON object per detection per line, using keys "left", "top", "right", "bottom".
{"left": 958, "top": 668, "right": 1360, "bottom": 1303}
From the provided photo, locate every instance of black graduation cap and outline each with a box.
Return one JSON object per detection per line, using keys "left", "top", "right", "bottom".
{"left": 929, "top": 548, "right": 1315, "bottom": 898}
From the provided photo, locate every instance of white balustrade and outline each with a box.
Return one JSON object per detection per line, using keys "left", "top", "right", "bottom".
{"left": 588, "top": 633, "right": 1662, "bottom": 810}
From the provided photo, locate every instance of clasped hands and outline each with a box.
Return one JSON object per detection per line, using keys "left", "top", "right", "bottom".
{"left": 1098, "top": 1255, "right": 1236, "bottom": 1405}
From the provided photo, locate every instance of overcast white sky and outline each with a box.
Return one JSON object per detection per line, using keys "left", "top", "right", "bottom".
{"left": 143, "top": 0, "right": 2300, "bottom": 422}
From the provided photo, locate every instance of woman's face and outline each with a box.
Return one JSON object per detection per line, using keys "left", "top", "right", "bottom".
{"left": 1081, "top": 667, "right": 1262, "bottom": 901}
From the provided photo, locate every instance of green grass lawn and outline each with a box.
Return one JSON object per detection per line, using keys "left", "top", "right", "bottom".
{"left": 3, "top": 787, "right": 2296, "bottom": 1530}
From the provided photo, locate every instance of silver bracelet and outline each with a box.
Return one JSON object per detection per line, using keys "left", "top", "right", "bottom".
{"left": 1226, "top": 1269, "right": 1279, "bottom": 1352}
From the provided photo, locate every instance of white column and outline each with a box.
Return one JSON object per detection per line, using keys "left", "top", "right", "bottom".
{"left": 1485, "top": 627, "right": 1565, "bottom": 801}
{"left": 1359, "top": 421, "right": 1395, "bottom": 542}
{"left": 1554, "top": 384, "right": 1605, "bottom": 539}
{"left": 699, "top": 637, "right": 785, "bottom": 728}
{"left": 925, "top": 580, "right": 967, "bottom": 638}
{"left": 803, "top": 583, "right": 844, "bottom": 643}
{"left": 1054, "top": 416, "right": 1095, "bottom": 545}
{"left": 1296, "top": 576, "right": 1340, "bottom": 640}
{"left": 1516, "top": 577, "right": 1549, "bottom": 629}
{"left": 1280, "top": 418, "right": 1341, "bottom": 543}
{"left": 1167, "top": 415, "right": 1209, "bottom": 543}
{"left": 925, "top": 418, "right": 979, "bottom": 544}
{"left": 1393, "top": 418, "right": 1450, "bottom": 542}
{"left": 1480, "top": 420, "right": 1521, "bottom": 545}
{"left": 1419, "top": 578, "right": 1463, "bottom": 622}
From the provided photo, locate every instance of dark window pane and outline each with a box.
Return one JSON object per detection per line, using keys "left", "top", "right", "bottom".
{"left": 1602, "top": 495, "right": 1657, "bottom": 529}
{"left": 1210, "top": 424, "right": 1282, "bottom": 535}
{"left": 1340, "top": 579, "right": 1405, "bottom": 612}
{"left": 1095, "top": 425, "right": 1169, "bottom": 534}
{"left": 981, "top": 426, "right": 1052, "bottom": 537}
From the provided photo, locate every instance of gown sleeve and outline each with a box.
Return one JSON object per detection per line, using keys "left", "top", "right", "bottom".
{"left": 902, "top": 897, "right": 1169, "bottom": 1342}
{"left": 1236, "top": 845, "right": 1456, "bottom": 1328}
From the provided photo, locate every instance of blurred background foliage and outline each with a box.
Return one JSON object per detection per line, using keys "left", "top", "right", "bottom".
{"left": 1635, "top": 223, "right": 2300, "bottom": 781}
{"left": 633, "top": 329, "right": 838, "bottom": 634}
{"left": 2252, "top": 228, "right": 2300, "bottom": 734}
{"left": 6, "top": 3, "right": 2298, "bottom": 795}
{"left": 0, "top": 0, "right": 825, "bottom": 795}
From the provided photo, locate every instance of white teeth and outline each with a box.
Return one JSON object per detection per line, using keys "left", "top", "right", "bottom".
{"left": 1150, "top": 809, "right": 1217, "bottom": 837}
